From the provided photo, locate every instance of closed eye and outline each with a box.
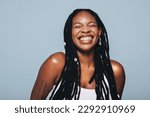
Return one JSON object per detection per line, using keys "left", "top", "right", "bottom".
{"left": 88, "top": 23, "right": 97, "bottom": 27}
{"left": 73, "top": 25, "right": 81, "bottom": 28}
{"left": 89, "top": 24, "right": 96, "bottom": 27}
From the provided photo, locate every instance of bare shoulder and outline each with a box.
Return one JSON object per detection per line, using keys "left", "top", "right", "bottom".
{"left": 110, "top": 60, "right": 125, "bottom": 77}
{"left": 39, "top": 52, "right": 65, "bottom": 83}
{"left": 45, "top": 52, "right": 65, "bottom": 68}
{"left": 110, "top": 59, "right": 125, "bottom": 97}
{"left": 30, "top": 52, "right": 65, "bottom": 99}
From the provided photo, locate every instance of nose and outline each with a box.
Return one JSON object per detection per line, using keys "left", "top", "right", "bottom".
{"left": 81, "top": 27, "right": 91, "bottom": 33}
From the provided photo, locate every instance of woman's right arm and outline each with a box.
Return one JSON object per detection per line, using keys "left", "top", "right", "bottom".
{"left": 30, "top": 52, "right": 65, "bottom": 100}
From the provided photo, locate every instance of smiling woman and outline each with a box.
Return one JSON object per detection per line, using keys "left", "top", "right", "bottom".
{"left": 30, "top": 9, "right": 125, "bottom": 100}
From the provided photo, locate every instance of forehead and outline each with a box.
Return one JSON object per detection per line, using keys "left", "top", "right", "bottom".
{"left": 72, "top": 11, "right": 96, "bottom": 23}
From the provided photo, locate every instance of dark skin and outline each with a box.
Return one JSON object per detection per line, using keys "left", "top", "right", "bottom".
{"left": 30, "top": 52, "right": 125, "bottom": 99}
{"left": 30, "top": 11, "right": 125, "bottom": 100}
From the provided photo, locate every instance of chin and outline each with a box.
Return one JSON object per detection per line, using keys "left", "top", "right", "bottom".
{"left": 76, "top": 46, "right": 95, "bottom": 53}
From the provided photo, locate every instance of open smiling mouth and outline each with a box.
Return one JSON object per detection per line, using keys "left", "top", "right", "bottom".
{"left": 78, "top": 35, "right": 94, "bottom": 41}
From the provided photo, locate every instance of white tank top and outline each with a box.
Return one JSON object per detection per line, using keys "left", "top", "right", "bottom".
{"left": 79, "top": 88, "right": 96, "bottom": 100}
{"left": 79, "top": 75, "right": 113, "bottom": 100}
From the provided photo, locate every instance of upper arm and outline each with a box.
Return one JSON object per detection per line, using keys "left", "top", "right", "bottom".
{"left": 111, "top": 60, "right": 126, "bottom": 98}
{"left": 30, "top": 52, "right": 65, "bottom": 100}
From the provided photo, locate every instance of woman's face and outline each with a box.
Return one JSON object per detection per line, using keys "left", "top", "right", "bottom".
{"left": 72, "top": 11, "right": 101, "bottom": 53}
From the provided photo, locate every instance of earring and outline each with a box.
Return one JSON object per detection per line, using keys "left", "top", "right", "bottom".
{"left": 99, "top": 38, "right": 102, "bottom": 46}
{"left": 64, "top": 42, "right": 66, "bottom": 46}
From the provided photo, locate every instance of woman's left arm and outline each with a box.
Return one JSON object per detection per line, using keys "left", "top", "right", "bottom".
{"left": 111, "top": 60, "right": 126, "bottom": 98}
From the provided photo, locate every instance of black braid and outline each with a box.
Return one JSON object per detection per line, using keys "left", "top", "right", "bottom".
{"left": 49, "top": 9, "right": 119, "bottom": 100}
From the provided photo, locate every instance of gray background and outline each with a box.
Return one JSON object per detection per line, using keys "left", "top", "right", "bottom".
{"left": 0, "top": 0, "right": 150, "bottom": 99}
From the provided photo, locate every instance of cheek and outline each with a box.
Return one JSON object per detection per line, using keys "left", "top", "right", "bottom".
{"left": 72, "top": 29, "right": 79, "bottom": 40}
{"left": 71, "top": 29, "right": 75, "bottom": 38}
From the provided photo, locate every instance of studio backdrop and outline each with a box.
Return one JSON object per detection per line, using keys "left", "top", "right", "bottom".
{"left": 0, "top": 0, "right": 150, "bottom": 99}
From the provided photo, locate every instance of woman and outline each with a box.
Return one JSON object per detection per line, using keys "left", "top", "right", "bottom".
{"left": 30, "top": 9, "right": 125, "bottom": 100}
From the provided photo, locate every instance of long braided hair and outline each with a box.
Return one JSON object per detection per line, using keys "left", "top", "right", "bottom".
{"left": 49, "top": 9, "right": 119, "bottom": 100}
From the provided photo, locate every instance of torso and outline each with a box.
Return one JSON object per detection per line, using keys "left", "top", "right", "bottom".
{"left": 50, "top": 52, "right": 125, "bottom": 97}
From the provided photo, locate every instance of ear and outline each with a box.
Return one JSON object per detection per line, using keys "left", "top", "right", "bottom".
{"left": 98, "top": 28, "right": 102, "bottom": 37}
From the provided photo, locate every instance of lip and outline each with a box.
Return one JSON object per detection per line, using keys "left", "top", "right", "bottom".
{"left": 77, "top": 34, "right": 94, "bottom": 40}
{"left": 77, "top": 35, "right": 94, "bottom": 44}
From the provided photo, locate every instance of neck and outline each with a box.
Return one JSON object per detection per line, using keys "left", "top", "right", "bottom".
{"left": 77, "top": 50, "right": 95, "bottom": 68}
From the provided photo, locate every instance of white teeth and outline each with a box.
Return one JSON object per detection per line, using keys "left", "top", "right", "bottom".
{"left": 80, "top": 36, "right": 92, "bottom": 41}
